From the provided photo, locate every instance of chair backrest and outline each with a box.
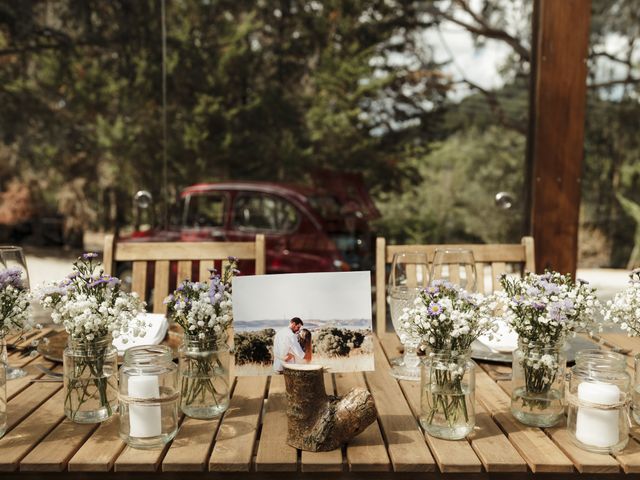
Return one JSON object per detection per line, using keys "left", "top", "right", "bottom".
{"left": 375, "top": 236, "right": 535, "bottom": 336}
{"left": 103, "top": 234, "right": 266, "bottom": 313}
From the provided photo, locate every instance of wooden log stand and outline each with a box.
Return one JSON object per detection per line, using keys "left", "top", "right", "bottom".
{"left": 283, "top": 364, "right": 377, "bottom": 452}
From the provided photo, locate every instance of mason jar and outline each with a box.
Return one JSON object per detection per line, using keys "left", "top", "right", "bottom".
{"left": 119, "top": 345, "right": 179, "bottom": 449}
{"left": 63, "top": 335, "right": 118, "bottom": 423}
{"left": 179, "top": 335, "right": 231, "bottom": 419}
{"left": 633, "top": 354, "right": 640, "bottom": 424}
{"left": 511, "top": 339, "right": 566, "bottom": 427}
{"left": 0, "top": 339, "right": 6, "bottom": 438}
{"left": 420, "top": 349, "right": 475, "bottom": 440}
{"left": 567, "top": 350, "right": 630, "bottom": 454}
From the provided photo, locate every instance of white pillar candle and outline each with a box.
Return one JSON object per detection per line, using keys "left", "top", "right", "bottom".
{"left": 128, "top": 375, "right": 161, "bottom": 438}
{"left": 576, "top": 382, "right": 620, "bottom": 448}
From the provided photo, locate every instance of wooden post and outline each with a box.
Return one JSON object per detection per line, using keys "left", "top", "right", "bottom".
{"left": 530, "top": 0, "right": 591, "bottom": 276}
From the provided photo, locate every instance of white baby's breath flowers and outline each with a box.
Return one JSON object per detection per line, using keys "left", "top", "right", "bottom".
{"left": 165, "top": 258, "right": 237, "bottom": 341}
{"left": 398, "top": 280, "right": 496, "bottom": 354}
{"left": 499, "top": 270, "right": 600, "bottom": 346}
{"left": 603, "top": 268, "right": 640, "bottom": 336}
{"left": 0, "top": 267, "right": 34, "bottom": 338}
{"left": 38, "top": 253, "right": 146, "bottom": 343}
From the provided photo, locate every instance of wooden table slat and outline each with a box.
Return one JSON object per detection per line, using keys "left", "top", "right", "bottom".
{"left": 20, "top": 419, "right": 97, "bottom": 471}
{"left": 399, "top": 378, "right": 483, "bottom": 473}
{"left": 547, "top": 422, "right": 620, "bottom": 473}
{"left": 254, "top": 375, "right": 298, "bottom": 472}
{"left": 615, "top": 438, "right": 640, "bottom": 473}
{"left": 470, "top": 404, "right": 529, "bottom": 473}
{"left": 114, "top": 416, "right": 183, "bottom": 472}
{"left": 334, "top": 372, "right": 391, "bottom": 472}
{"left": 475, "top": 368, "right": 575, "bottom": 473}
{"left": 208, "top": 376, "right": 267, "bottom": 472}
{"left": 68, "top": 417, "right": 125, "bottom": 472}
{"left": 366, "top": 338, "right": 436, "bottom": 472}
{"left": 6, "top": 381, "right": 62, "bottom": 433}
{"left": 7, "top": 358, "right": 58, "bottom": 400}
{"left": 0, "top": 389, "right": 66, "bottom": 471}
{"left": 162, "top": 415, "right": 222, "bottom": 471}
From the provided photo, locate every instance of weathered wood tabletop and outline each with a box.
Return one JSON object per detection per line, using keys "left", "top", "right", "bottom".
{"left": 2, "top": 329, "right": 640, "bottom": 478}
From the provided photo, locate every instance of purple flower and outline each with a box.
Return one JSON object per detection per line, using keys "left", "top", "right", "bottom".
{"left": 0, "top": 267, "right": 24, "bottom": 290}
{"left": 532, "top": 301, "right": 546, "bottom": 311}
{"left": 540, "top": 281, "right": 560, "bottom": 295}
{"left": 427, "top": 302, "right": 443, "bottom": 316}
{"left": 425, "top": 285, "right": 440, "bottom": 296}
{"left": 209, "top": 276, "right": 226, "bottom": 304}
{"left": 82, "top": 252, "right": 99, "bottom": 259}
{"left": 227, "top": 256, "right": 238, "bottom": 262}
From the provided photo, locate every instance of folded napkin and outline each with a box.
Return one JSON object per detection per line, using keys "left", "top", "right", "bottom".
{"left": 476, "top": 320, "right": 518, "bottom": 353}
{"left": 112, "top": 313, "right": 169, "bottom": 355}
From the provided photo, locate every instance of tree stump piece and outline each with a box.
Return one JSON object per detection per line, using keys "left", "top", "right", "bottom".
{"left": 283, "top": 364, "right": 377, "bottom": 452}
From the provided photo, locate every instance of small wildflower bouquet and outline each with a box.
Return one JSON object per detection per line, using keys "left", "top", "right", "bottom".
{"left": 399, "top": 280, "right": 496, "bottom": 437}
{"left": 500, "top": 271, "right": 599, "bottom": 424}
{"left": 0, "top": 267, "right": 33, "bottom": 340}
{"left": 39, "top": 253, "right": 146, "bottom": 422}
{"left": 165, "top": 258, "right": 238, "bottom": 418}
{"left": 603, "top": 269, "right": 640, "bottom": 335}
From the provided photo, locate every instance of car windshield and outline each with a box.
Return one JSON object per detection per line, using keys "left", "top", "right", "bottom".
{"left": 308, "top": 195, "right": 342, "bottom": 219}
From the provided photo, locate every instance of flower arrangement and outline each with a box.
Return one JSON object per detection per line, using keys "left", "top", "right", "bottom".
{"left": 499, "top": 271, "right": 599, "bottom": 346}
{"left": 603, "top": 268, "right": 640, "bottom": 335}
{"left": 399, "top": 280, "right": 496, "bottom": 352}
{"left": 500, "top": 271, "right": 599, "bottom": 424}
{"left": 0, "top": 267, "right": 33, "bottom": 339}
{"left": 165, "top": 258, "right": 237, "bottom": 418}
{"left": 39, "top": 253, "right": 146, "bottom": 342}
{"left": 399, "top": 280, "right": 495, "bottom": 436}
{"left": 39, "top": 253, "right": 145, "bottom": 422}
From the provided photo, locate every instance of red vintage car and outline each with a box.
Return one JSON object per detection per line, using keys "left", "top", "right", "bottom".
{"left": 123, "top": 176, "right": 378, "bottom": 274}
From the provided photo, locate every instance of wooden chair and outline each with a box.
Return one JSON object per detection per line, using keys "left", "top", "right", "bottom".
{"left": 103, "top": 234, "right": 266, "bottom": 313}
{"left": 375, "top": 236, "right": 535, "bottom": 336}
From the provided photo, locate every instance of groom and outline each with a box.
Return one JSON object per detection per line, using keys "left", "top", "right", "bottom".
{"left": 273, "top": 317, "right": 306, "bottom": 373}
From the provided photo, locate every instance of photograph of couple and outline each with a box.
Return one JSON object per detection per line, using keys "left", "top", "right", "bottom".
{"left": 272, "top": 317, "right": 313, "bottom": 373}
{"left": 232, "top": 271, "right": 374, "bottom": 376}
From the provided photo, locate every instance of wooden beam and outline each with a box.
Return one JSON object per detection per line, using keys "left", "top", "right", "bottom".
{"left": 530, "top": 0, "right": 591, "bottom": 276}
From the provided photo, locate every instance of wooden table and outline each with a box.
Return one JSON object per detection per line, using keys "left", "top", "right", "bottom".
{"left": 2, "top": 331, "right": 640, "bottom": 478}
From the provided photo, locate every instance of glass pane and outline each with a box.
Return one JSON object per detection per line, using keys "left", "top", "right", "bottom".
{"left": 579, "top": 0, "right": 640, "bottom": 301}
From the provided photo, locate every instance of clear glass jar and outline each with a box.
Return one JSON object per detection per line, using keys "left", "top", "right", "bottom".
{"left": 119, "top": 345, "right": 179, "bottom": 449}
{"left": 511, "top": 339, "right": 566, "bottom": 427}
{"left": 179, "top": 335, "right": 231, "bottom": 418}
{"left": 420, "top": 349, "right": 475, "bottom": 440}
{"left": 63, "top": 335, "right": 118, "bottom": 423}
{"left": 633, "top": 354, "right": 640, "bottom": 424}
{"left": 567, "top": 350, "right": 630, "bottom": 453}
{"left": 0, "top": 338, "right": 7, "bottom": 438}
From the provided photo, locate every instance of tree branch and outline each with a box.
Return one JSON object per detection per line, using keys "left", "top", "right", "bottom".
{"left": 425, "top": 2, "right": 530, "bottom": 62}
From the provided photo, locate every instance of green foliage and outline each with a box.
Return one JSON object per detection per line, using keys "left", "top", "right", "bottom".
{"left": 313, "top": 327, "right": 368, "bottom": 357}
{"left": 374, "top": 125, "right": 525, "bottom": 245}
{"left": 234, "top": 328, "right": 275, "bottom": 366}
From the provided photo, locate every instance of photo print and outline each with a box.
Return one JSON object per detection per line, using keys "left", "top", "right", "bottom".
{"left": 232, "top": 271, "right": 374, "bottom": 375}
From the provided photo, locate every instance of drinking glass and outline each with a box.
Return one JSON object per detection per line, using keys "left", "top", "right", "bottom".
{"left": 387, "top": 252, "right": 429, "bottom": 381}
{"left": 0, "top": 246, "right": 31, "bottom": 380}
{"left": 430, "top": 248, "right": 477, "bottom": 292}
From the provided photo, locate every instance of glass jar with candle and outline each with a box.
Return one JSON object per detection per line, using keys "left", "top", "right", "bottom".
{"left": 420, "top": 349, "right": 475, "bottom": 440}
{"left": 511, "top": 339, "right": 566, "bottom": 427}
{"left": 179, "top": 335, "right": 231, "bottom": 418}
{"left": 64, "top": 335, "right": 118, "bottom": 423}
{"left": 567, "top": 350, "right": 630, "bottom": 454}
{"left": 119, "top": 345, "right": 179, "bottom": 449}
